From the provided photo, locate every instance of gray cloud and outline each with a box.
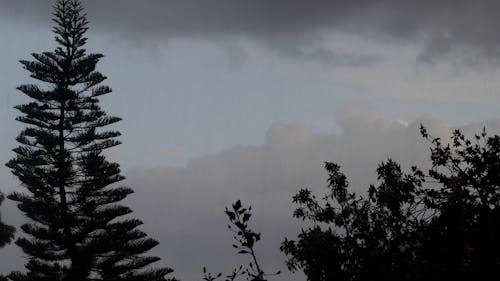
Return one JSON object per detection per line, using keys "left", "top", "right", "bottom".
{"left": 3, "top": 0, "right": 500, "bottom": 65}
{"left": 119, "top": 107, "right": 500, "bottom": 280}
{"left": 3, "top": 105, "right": 499, "bottom": 280}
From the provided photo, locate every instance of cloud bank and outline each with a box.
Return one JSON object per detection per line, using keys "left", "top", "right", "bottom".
{"left": 125, "top": 105, "right": 500, "bottom": 280}
{"left": 2, "top": 0, "right": 500, "bottom": 65}
{"left": 3, "top": 105, "right": 499, "bottom": 280}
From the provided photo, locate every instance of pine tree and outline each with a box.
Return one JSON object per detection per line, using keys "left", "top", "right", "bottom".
{"left": 6, "top": 1, "right": 174, "bottom": 280}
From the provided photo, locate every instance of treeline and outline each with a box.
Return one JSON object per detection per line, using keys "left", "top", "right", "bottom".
{"left": 1, "top": 1, "right": 500, "bottom": 281}
{"left": 199, "top": 126, "right": 500, "bottom": 281}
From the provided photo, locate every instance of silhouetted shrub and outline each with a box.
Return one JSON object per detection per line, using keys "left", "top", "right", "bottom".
{"left": 282, "top": 127, "right": 500, "bottom": 281}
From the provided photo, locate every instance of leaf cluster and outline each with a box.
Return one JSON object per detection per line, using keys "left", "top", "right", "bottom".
{"left": 204, "top": 201, "right": 280, "bottom": 281}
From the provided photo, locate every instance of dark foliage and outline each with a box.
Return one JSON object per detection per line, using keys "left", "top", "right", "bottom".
{"left": 203, "top": 200, "right": 280, "bottom": 281}
{"left": 0, "top": 192, "right": 15, "bottom": 248}
{"left": 6, "top": 1, "right": 173, "bottom": 280}
{"left": 281, "top": 160, "right": 426, "bottom": 281}
{"left": 282, "top": 127, "right": 500, "bottom": 281}
{"left": 418, "top": 126, "right": 500, "bottom": 279}
{"left": 0, "top": 191, "right": 15, "bottom": 281}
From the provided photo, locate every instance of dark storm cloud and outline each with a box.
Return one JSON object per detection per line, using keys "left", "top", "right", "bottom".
{"left": 2, "top": 0, "right": 500, "bottom": 64}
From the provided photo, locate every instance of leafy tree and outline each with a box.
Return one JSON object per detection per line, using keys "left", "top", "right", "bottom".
{"left": 418, "top": 127, "right": 500, "bottom": 279}
{"left": 6, "top": 1, "right": 173, "bottom": 280}
{"left": 281, "top": 161, "right": 427, "bottom": 281}
{"left": 282, "top": 127, "right": 500, "bottom": 281}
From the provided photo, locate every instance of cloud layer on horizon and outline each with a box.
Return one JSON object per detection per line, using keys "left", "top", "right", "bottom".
{"left": 3, "top": 105, "right": 500, "bottom": 280}
{"left": 90, "top": 106, "right": 500, "bottom": 280}
{"left": 3, "top": 0, "right": 500, "bottom": 66}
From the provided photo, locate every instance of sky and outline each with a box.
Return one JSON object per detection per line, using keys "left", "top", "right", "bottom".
{"left": 1, "top": 1, "right": 500, "bottom": 280}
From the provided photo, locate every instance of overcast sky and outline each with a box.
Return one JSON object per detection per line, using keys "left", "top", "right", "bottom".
{"left": 1, "top": 1, "right": 500, "bottom": 280}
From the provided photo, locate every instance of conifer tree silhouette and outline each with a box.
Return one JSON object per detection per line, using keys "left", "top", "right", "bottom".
{"left": 6, "top": 1, "right": 174, "bottom": 280}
